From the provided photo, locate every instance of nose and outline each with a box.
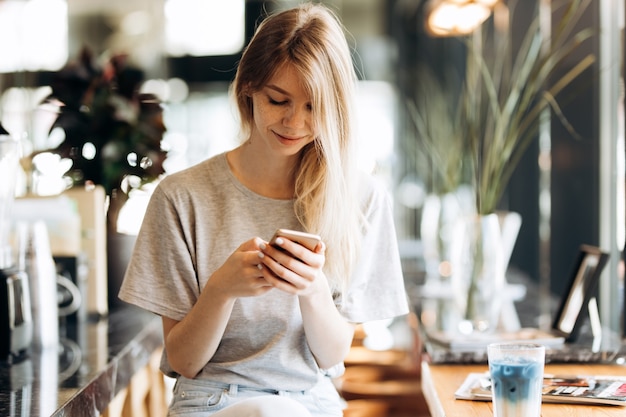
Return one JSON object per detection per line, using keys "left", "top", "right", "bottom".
{"left": 283, "top": 104, "right": 307, "bottom": 129}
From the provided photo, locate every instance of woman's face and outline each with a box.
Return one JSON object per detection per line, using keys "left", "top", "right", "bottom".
{"left": 249, "top": 63, "right": 317, "bottom": 157}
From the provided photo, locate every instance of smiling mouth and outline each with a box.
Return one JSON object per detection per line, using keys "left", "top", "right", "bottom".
{"left": 275, "top": 132, "right": 304, "bottom": 141}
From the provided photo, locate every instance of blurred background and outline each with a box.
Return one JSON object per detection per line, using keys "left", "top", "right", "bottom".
{"left": 0, "top": 0, "right": 624, "bottom": 335}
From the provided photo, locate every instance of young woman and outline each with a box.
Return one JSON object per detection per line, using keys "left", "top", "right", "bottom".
{"left": 119, "top": 3, "right": 409, "bottom": 416}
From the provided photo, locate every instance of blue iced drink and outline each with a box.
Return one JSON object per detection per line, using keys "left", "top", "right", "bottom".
{"left": 488, "top": 343, "right": 545, "bottom": 417}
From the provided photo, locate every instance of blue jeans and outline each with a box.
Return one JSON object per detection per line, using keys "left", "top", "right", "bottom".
{"left": 167, "top": 376, "right": 343, "bottom": 417}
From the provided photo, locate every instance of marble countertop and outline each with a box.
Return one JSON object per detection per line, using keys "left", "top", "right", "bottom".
{"left": 0, "top": 304, "right": 163, "bottom": 417}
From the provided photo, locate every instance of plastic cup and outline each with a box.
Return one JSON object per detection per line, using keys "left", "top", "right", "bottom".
{"left": 487, "top": 343, "right": 545, "bottom": 417}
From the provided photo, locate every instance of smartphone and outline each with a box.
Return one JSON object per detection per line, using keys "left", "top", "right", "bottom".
{"left": 269, "top": 229, "right": 321, "bottom": 251}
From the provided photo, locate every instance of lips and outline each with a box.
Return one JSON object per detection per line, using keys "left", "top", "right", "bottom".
{"left": 274, "top": 131, "right": 305, "bottom": 142}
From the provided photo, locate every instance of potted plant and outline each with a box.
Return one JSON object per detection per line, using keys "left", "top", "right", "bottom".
{"left": 413, "top": 0, "right": 595, "bottom": 333}
{"left": 34, "top": 47, "right": 168, "bottom": 231}
{"left": 461, "top": 0, "right": 594, "bottom": 332}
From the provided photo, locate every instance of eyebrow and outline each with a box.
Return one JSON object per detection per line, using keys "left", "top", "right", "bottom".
{"left": 265, "top": 84, "right": 290, "bottom": 95}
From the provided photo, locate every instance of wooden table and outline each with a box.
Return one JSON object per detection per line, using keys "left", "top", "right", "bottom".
{"left": 421, "top": 361, "right": 626, "bottom": 417}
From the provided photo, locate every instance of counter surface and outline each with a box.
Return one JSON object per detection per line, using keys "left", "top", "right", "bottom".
{"left": 421, "top": 361, "right": 626, "bottom": 417}
{"left": 0, "top": 305, "right": 163, "bottom": 417}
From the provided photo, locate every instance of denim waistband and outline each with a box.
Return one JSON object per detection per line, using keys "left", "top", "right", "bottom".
{"left": 175, "top": 376, "right": 308, "bottom": 397}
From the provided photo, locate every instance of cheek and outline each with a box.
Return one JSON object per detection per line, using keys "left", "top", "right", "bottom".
{"left": 309, "top": 122, "right": 319, "bottom": 139}
{"left": 252, "top": 102, "right": 276, "bottom": 126}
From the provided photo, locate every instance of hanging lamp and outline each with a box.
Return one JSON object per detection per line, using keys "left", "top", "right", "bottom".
{"left": 425, "top": 0, "right": 500, "bottom": 36}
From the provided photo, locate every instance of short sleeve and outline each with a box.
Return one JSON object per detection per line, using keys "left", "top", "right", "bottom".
{"left": 338, "top": 179, "right": 410, "bottom": 323}
{"left": 118, "top": 182, "right": 200, "bottom": 321}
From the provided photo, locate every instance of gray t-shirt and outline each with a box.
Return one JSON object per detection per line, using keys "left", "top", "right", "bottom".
{"left": 118, "top": 152, "right": 408, "bottom": 391}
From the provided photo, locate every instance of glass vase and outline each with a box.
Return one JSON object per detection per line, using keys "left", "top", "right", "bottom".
{"left": 454, "top": 213, "right": 506, "bottom": 334}
{"left": 420, "top": 191, "right": 466, "bottom": 332}
{"left": 420, "top": 192, "right": 464, "bottom": 282}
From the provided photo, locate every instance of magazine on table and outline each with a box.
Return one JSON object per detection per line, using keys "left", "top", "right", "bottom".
{"left": 455, "top": 372, "right": 626, "bottom": 406}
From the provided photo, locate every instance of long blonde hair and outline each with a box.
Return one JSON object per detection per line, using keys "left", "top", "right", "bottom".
{"left": 232, "top": 3, "right": 362, "bottom": 294}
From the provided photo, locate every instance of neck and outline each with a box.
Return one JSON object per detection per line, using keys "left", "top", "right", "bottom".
{"left": 227, "top": 142, "right": 298, "bottom": 199}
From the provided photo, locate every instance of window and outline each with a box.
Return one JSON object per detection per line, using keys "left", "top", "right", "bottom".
{"left": 0, "top": 0, "right": 68, "bottom": 73}
{"left": 164, "top": 0, "right": 245, "bottom": 57}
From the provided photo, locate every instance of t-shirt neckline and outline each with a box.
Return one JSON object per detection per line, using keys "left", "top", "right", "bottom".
{"left": 218, "top": 152, "right": 296, "bottom": 203}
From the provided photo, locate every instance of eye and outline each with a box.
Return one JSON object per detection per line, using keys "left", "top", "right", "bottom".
{"left": 268, "top": 96, "right": 287, "bottom": 106}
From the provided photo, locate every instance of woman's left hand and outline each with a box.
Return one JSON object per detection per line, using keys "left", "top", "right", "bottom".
{"left": 260, "top": 236, "right": 354, "bottom": 370}
{"left": 257, "top": 237, "right": 326, "bottom": 295}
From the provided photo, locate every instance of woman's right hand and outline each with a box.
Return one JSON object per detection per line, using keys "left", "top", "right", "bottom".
{"left": 163, "top": 237, "right": 274, "bottom": 378}
{"left": 204, "top": 237, "right": 273, "bottom": 299}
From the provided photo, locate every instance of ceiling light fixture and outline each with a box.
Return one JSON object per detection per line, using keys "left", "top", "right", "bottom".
{"left": 425, "top": 0, "right": 500, "bottom": 37}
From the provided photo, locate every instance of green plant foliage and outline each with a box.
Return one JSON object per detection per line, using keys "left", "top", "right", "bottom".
{"left": 410, "top": 0, "right": 594, "bottom": 214}
{"left": 465, "top": 0, "right": 594, "bottom": 214}
{"left": 36, "top": 47, "right": 168, "bottom": 197}
{"left": 408, "top": 66, "right": 468, "bottom": 196}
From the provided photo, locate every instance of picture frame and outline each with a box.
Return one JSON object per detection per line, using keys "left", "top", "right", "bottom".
{"left": 551, "top": 245, "right": 609, "bottom": 342}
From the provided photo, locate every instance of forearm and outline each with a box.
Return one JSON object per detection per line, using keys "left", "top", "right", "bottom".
{"left": 298, "top": 277, "right": 355, "bottom": 370}
{"left": 163, "top": 288, "right": 236, "bottom": 379}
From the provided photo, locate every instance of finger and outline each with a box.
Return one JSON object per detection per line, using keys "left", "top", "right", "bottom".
{"left": 242, "top": 252, "right": 270, "bottom": 283}
{"left": 261, "top": 256, "right": 311, "bottom": 290}
{"left": 272, "top": 237, "right": 310, "bottom": 263}
{"left": 253, "top": 276, "right": 273, "bottom": 288}
{"left": 262, "top": 240, "right": 308, "bottom": 270}
{"left": 315, "top": 240, "right": 326, "bottom": 255}
{"left": 238, "top": 237, "right": 266, "bottom": 252}
{"left": 259, "top": 248, "right": 303, "bottom": 278}
{"left": 262, "top": 271, "right": 301, "bottom": 294}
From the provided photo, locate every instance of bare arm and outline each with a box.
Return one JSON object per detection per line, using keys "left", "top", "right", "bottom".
{"left": 298, "top": 277, "right": 356, "bottom": 369}
{"left": 163, "top": 238, "right": 272, "bottom": 378}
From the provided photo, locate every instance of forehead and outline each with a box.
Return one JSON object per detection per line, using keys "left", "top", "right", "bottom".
{"left": 265, "top": 62, "right": 311, "bottom": 98}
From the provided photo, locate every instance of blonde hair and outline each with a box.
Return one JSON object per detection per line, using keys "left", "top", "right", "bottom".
{"left": 232, "top": 3, "right": 362, "bottom": 294}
